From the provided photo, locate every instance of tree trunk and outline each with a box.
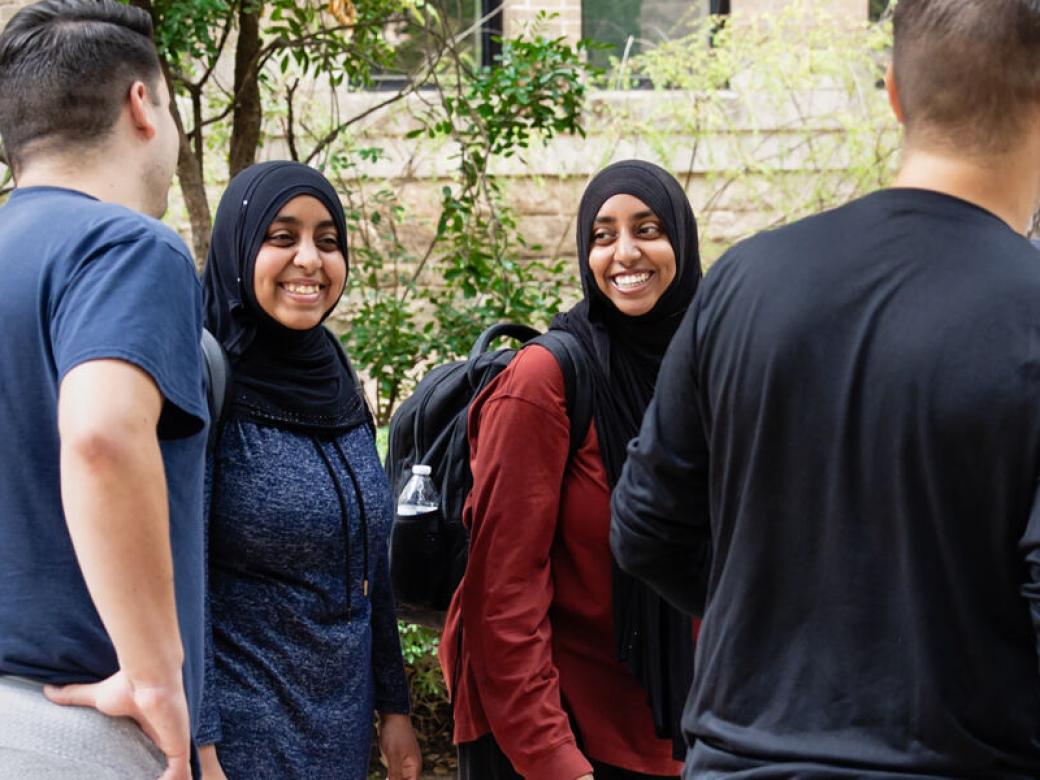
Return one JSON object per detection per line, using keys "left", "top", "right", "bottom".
{"left": 131, "top": 0, "right": 213, "bottom": 263}
{"left": 165, "top": 65, "right": 213, "bottom": 265}
{"left": 229, "top": 0, "right": 262, "bottom": 178}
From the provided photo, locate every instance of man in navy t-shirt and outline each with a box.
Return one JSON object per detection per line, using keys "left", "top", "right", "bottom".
{"left": 0, "top": 1, "right": 206, "bottom": 777}
{"left": 613, "top": 0, "right": 1040, "bottom": 777}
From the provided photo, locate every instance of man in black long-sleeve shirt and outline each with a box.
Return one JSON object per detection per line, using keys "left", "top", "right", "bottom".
{"left": 611, "top": 1, "right": 1040, "bottom": 777}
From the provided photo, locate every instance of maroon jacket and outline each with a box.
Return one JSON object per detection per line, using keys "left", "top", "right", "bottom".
{"left": 439, "top": 345, "right": 682, "bottom": 779}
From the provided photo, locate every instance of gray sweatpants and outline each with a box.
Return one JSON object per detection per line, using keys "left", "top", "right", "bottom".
{"left": 0, "top": 676, "right": 165, "bottom": 779}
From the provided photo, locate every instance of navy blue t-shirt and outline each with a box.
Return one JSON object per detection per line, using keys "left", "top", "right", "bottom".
{"left": 0, "top": 187, "right": 208, "bottom": 729}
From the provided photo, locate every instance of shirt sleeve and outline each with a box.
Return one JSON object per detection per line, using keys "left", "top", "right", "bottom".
{"left": 371, "top": 502, "right": 412, "bottom": 715}
{"left": 610, "top": 294, "right": 712, "bottom": 617}
{"left": 460, "top": 347, "right": 593, "bottom": 780}
{"left": 50, "top": 230, "right": 206, "bottom": 439}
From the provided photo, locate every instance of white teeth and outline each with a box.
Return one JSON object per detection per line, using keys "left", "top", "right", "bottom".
{"left": 613, "top": 271, "right": 651, "bottom": 289}
{"left": 283, "top": 283, "right": 320, "bottom": 294}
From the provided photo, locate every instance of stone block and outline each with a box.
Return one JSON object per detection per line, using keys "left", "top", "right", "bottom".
{"left": 732, "top": 0, "right": 867, "bottom": 19}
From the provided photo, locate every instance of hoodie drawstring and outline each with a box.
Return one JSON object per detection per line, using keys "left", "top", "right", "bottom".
{"left": 312, "top": 437, "right": 370, "bottom": 615}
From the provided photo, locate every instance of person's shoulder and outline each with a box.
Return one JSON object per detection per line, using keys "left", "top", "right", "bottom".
{"left": 478, "top": 342, "right": 567, "bottom": 412}
{"left": 704, "top": 190, "right": 906, "bottom": 279}
{"left": 92, "top": 205, "right": 194, "bottom": 268}
{"left": 16, "top": 188, "right": 196, "bottom": 270}
{"left": 506, "top": 343, "right": 566, "bottom": 391}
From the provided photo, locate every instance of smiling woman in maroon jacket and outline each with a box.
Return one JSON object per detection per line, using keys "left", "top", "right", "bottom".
{"left": 439, "top": 160, "right": 702, "bottom": 780}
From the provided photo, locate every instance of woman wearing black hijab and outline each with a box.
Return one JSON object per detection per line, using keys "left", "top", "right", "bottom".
{"left": 195, "top": 161, "right": 420, "bottom": 779}
{"left": 439, "top": 160, "right": 700, "bottom": 780}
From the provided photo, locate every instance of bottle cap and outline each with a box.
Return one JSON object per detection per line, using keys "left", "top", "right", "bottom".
{"left": 411, "top": 464, "right": 432, "bottom": 476}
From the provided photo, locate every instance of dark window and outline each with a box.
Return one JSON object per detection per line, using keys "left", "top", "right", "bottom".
{"left": 373, "top": 0, "right": 501, "bottom": 87}
{"left": 583, "top": 0, "right": 719, "bottom": 71}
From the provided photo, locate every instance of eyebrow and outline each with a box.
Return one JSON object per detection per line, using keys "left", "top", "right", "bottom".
{"left": 269, "top": 216, "right": 338, "bottom": 229}
{"left": 593, "top": 209, "right": 657, "bottom": 224}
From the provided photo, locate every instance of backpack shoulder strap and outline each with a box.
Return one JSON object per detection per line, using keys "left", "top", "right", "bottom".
{"left": 201, "top": 328, "right": 230, "bottom": 451}
{"left": 530, "top": 330, "right": 594, "bottom": 461}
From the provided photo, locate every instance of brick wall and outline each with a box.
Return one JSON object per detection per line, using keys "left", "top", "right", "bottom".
{"left": 503, "top": 0, "right": 582, "bottom": 44}
{"left": 734, "top": 0, "right": 867, "bottom": 18}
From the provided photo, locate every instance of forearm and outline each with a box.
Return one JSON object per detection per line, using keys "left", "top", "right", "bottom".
{"left": 59, "top": 361, "right": 183, "bottom": 686}
{"left": 460, "top": 571, "right": 590, "bottom": 779}
{"left": 609, "top": 304, "right": 713, "bottom": 615}
{"left": 61, "top": 430, "right": 182, "bottom": 680}
{"left": 370, "top": 581, "right": 411, "bottom": 713}
{"left": 611, "top": 442, "right": 711, "bottom": 615}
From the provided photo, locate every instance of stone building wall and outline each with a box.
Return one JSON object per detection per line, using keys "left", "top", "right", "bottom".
{"left": 0, "top": 0, "right": 24, "bottom": 27}
{"left": 502, "top": 0, "right": 868, "bottom": 44}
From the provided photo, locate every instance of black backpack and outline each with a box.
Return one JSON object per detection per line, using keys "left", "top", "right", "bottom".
{"left": 385, "top": 323, "right": 594, "bottom": 628}
{"left": 201, "top": 328, "right": 230, "bottom": 451}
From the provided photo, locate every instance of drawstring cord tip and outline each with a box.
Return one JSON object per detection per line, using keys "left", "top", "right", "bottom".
{"left": 363, "top": 579, "right": 369, "bottom": 597}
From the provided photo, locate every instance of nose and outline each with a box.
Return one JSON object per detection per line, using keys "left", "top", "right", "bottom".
{"left": 293, "top": 237, "right": 322, "bottom": 273}
{"left": 614, "top": 230, "right": 641, "bottom": 265}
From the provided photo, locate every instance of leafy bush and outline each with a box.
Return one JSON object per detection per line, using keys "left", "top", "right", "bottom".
{"left": 336, "top": 20, "right": 596, "bottom": 424}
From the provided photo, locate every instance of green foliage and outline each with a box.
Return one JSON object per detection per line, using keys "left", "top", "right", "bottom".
{"left": 334, "top": 20, "right": 595, "bottom": 422}
{"left": 329, "top": 146, "right": 428, "bottom": 422}
{"left": 416, "top": 21, "right": 595, "bottom": 360}
{"left": 397, "top": 622, "right": 442, "bottom": 693}
{"left": 149, "top": 0, "right": 414, "bottom": 86}
{"left": 149, "top": 0, "right": 232, "bottom": 66}
{"left": 603, "top": 2, "right": 900, "bottom": 260}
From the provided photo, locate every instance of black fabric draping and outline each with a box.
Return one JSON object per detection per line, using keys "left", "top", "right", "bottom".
{"left": 551, "top": 160, "right": 701, "bottom": 758}
{"left": 202, "top": 160, "right": 368, "bottom": 434}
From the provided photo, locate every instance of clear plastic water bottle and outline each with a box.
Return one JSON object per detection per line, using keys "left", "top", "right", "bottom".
{"left": 396, "top": 464, "right": 439, "bottom": 517}
{"left": 391, "top": 465, "right": 445, "bottom": 621}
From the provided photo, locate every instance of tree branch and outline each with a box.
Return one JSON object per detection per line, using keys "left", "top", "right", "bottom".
{"left": 285, "top": 79, "right": 300, "bottom": 161}
{"left": 303, "top": 84, "right": 416, "bottom": 165}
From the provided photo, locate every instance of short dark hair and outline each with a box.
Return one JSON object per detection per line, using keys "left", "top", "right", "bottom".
{"left": 893, "top": 0, "right": 1040, "bottom": 155}
{"left": 0, "top": 0, "right": 162, "bottom": 172}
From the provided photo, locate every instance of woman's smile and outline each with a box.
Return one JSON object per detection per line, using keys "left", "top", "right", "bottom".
{"left": 277, "top": 278, "right": 326, "bottom": 304}
{"left": 609, "top": 269, "right": 656, "bottom": 293}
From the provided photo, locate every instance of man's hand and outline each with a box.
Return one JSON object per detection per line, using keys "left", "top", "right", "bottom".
{"left": 45, "top": 670, "right": 190, "bottom": 780}
{"left": 378, "top": 712, "right": 421, "bottom": 780}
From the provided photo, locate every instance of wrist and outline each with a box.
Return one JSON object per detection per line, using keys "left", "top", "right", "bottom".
{"left": 378, "top": 711, "right": 411, "bottom": 727}
{"left": 122, "top": 654, "right": 184, "bottom": 692}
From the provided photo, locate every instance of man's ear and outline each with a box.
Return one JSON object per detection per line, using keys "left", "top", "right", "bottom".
{"left": 126, "top": 80, "right": 157, "bottom": 141}
{"left": 885, "top": 62, "right": 906, "bottom": 126}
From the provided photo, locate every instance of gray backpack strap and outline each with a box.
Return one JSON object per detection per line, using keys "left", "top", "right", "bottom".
{"left": 201, "top": 328, "right": 230, "bottom": 451}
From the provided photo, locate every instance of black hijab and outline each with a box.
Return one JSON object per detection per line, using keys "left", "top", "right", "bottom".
{"left": 202, "top": 160, "right": 368, "bottom": 434}
{"left": 551, "top": 160, "right": 701, "bottom": 757}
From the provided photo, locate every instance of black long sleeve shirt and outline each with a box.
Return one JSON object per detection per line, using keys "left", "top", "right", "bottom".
{"left": 612, "top": 189, "right": 1040, "bottom": 778}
